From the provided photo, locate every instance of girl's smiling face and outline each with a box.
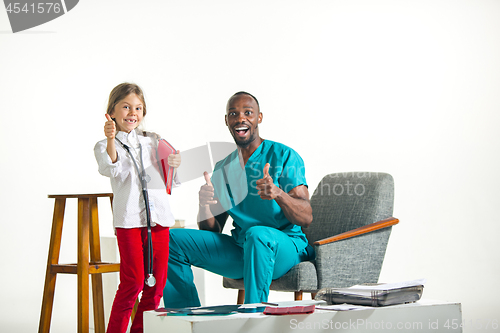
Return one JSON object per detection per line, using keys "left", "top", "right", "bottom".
{"left": 110, "top": 93, "right": 145, "bottom": 133}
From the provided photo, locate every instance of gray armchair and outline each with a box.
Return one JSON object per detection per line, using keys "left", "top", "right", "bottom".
{"left": 223, "top": 172, "right": 398, "bottom": 303}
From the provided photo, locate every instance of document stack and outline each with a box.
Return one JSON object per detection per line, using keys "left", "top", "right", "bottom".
{"left": 315, "top": 278, "right": 426, "bottom": 307}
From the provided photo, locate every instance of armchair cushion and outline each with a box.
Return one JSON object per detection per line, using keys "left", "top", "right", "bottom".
{"left": 223, "top": 260, "right": 318, "bottom": 292}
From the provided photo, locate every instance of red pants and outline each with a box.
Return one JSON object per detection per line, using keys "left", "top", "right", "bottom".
{"left": 107, "top": 225, "right": 169, "bottom": 333}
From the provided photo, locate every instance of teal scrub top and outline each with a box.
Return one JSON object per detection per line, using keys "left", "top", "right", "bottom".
{"left": 211, "top": 140, "right": 309, "bottom": 251}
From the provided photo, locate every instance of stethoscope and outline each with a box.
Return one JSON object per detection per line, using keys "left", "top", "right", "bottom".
{"left": 116, "top": 136, "right": 156, "bottom": 287}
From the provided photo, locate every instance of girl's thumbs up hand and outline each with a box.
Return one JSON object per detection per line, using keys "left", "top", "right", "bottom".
{"left": 168, "top": 150, "right": 181, "bottom": 168}
{"left": 104, "top": 114, "right": 116, "bottom": 139}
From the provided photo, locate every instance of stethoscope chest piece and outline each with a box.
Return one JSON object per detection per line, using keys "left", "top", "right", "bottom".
{"left": 145, "top": 274, "right": 156, "bottom": 287}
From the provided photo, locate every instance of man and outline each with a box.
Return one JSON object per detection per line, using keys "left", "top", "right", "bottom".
{"left": 163, "top": 92, "right": 314, "bottom": 307}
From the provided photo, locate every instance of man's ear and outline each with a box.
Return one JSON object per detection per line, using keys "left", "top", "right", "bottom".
{"left": 225, "top": 115, "right": 228, "bottom": 126}
{"left": 258, "top": 112, "right": 263, "bottom": 124}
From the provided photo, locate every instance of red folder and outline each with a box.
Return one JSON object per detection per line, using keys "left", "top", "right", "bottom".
{"left": 263, "top": 305, "right": 315, "bottom": 315}
{"left": 157, "top": 138, "right": 176, "bottom": 194}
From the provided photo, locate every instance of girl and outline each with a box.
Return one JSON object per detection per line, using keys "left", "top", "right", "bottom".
{"left": 94, "top": 82, "right": 180, "bottom": 333}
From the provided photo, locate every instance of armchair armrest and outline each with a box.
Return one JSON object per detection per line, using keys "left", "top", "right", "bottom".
{"left": 313, "top": 217, "right": 399, "bottom": 246}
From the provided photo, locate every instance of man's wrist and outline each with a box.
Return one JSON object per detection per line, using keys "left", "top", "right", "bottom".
{"left": 274, "top": 188, "right": 285, "bottom": 201}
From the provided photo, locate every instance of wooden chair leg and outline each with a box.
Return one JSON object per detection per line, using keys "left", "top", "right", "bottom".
{"left": 294, "top": 291, "right": 303, "bottom": 301}
{"left": 78, "top": 198, "right": 90, "bottom": 333}
{"left": 39, "top": 198, "right": 66, "bottom": 333}
{"left": 89, "top": 198, "right": 105, "bottom": 333}
{"left": 130, "top": 298, "right": 140, "bottom": 323}
{"left": 237, "top": 290, "right": 245, "bottom": 304}
{"left": 91, "top": 274, "right": 105, "bottom": 333}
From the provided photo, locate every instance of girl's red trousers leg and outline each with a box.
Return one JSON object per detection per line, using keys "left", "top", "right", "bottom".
{"left": 106, "top": 226, "right": 169, "bottom": 333}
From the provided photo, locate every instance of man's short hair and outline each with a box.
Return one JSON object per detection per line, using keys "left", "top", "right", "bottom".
{"left": 230, "top": 91, "right": 260, "bottom": 111}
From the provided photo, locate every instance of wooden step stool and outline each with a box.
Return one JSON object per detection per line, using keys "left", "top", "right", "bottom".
{"left": 39, "top": 193, "right": 120, "bottom": 333}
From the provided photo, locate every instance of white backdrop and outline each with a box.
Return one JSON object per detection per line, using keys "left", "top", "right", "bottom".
{"left": 1, "top": 1, "right": 499, "bottom": 332}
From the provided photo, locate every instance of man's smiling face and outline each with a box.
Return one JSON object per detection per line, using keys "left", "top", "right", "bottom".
{"left": 225, "top": 94, "right": 262, "bottom": 148}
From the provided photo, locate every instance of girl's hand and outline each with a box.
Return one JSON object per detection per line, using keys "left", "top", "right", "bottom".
{"left": 104, "top": 114, "right": 118, "bottom": 162}
{"left": 168, "top": 150, "right": 181, "bottom": 168}
{"left": 104, "top": 114, "right": 116, "bottom": 139}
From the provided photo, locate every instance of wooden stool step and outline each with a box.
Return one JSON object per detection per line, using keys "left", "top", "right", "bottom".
{"left": 39, "top": 193, "right": 119, "bottom": 333}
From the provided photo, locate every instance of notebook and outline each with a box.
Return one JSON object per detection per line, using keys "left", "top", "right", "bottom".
{"left": 157, "top": 138, "right": 176, "bottom": 194}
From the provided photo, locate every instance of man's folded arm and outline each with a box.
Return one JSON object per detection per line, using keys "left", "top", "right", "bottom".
{"left": 197, "top": 201, "right": 229, "bottom": 233}
{"left": 275, "top": 184, "right": 313, "bottom": 228}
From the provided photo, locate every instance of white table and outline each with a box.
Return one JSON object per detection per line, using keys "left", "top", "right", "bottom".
{"left": 144, "top": 299, "right": 462, "bottom": 333}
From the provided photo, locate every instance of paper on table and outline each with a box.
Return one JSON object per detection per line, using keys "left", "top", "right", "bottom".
{"left": 316, "top": 303, "right": 374, "bottom": 311}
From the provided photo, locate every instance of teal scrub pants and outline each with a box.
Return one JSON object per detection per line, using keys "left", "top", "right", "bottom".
{"left": 163, "top": 226, "right": 310, "bottom": 307}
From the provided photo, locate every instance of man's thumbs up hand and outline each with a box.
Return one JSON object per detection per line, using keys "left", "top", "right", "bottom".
{"left": 256, "top": 163, "right": 281, "bottom": 200}
{"left": 263, "top": 162, "right": 271, "bottom": 179}
{"left": 203, "top": 171, "right": 213, "bottom": 186}
{"left": 199, "top": 171, "right": 217, "bottom": 207}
